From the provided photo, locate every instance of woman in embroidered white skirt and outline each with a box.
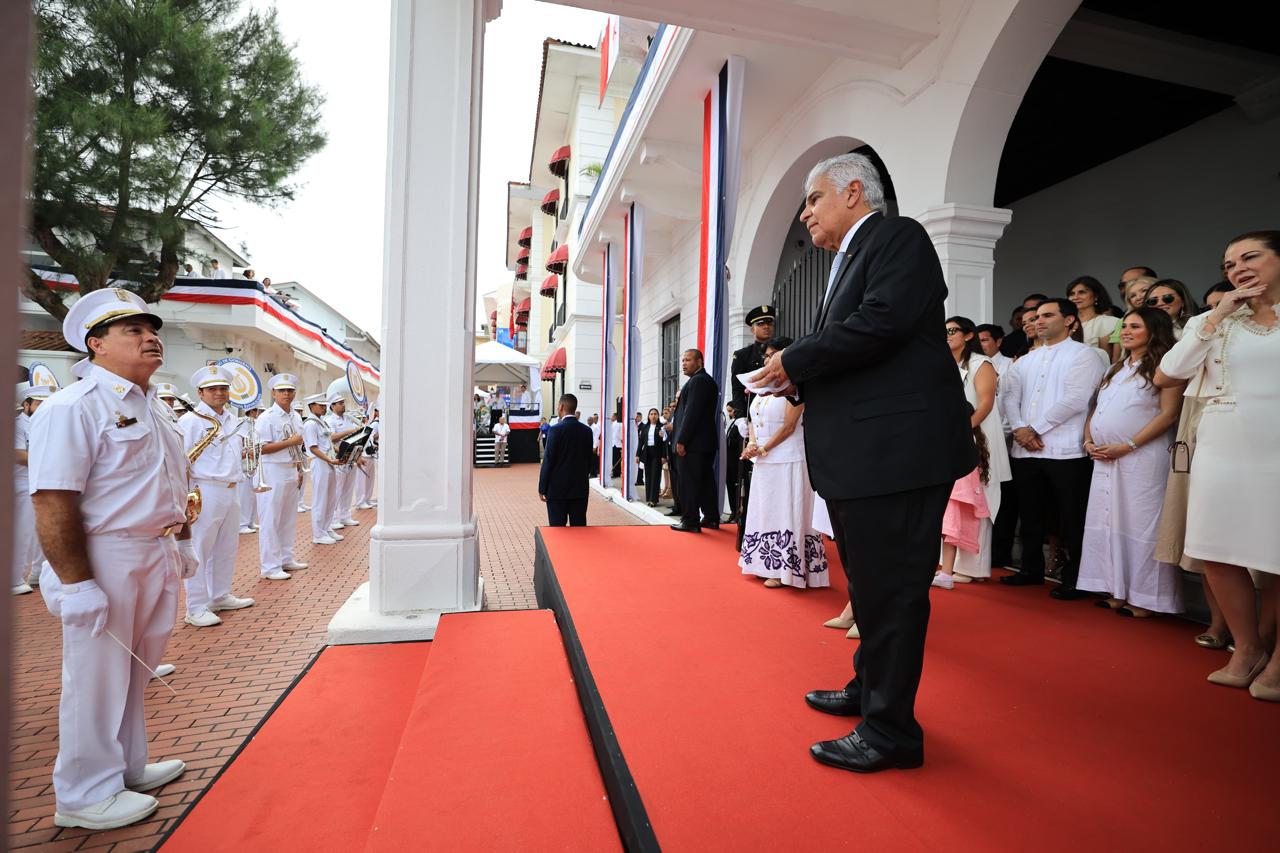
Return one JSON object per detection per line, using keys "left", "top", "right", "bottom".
{"left": 1157, "top": 230, "right": 1280, "bottom": 700}
{"left": 1079, "top": 307, "right": 1184, "bottom": 617}
{"left": 738, "top": 337, "right": 828, "bottom": 589}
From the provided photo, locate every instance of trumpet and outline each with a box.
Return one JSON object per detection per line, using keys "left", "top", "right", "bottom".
{"left": 228, "top": 418, "right": 272, "bottom": 493}
{"left": 172, "top": 398, "right": 221, "bottom": 523}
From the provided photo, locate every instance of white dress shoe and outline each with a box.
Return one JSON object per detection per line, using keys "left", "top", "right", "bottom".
{"left": 296, "top": 505, "right": 309, "bottom": 514}
{"left": 311, "top": 536, "right": 337, "bottom": 545}
{"left": 330, "top": 522, "right": 345, "bottom": 530}
{"left": 931, "top": 572, "right": 954, "bottom": 590}
{"left": 210, "top": 594, "right": 255, "bottom": 611}
{"left": 356, "top": 502, "right": 375, "bottom": 510}
{"left": 327, "top": 531, "right": 345, "bottom": 541}
{"left": 282, "top": 561, "right": 309, "bottom": 570}
{"left": 183, "top": 608, "right": 223, "bottom": 628}
{"left": 154, "top": 664, "right": 176, "bottom": 679}
{"left": 250, "top": 524, "right": 260, "bottom": 530}
{"left": 340, "top": 518, "right": 360, "bottom": 526}
{"left": 262, "top": 570, "right": 292, "bottom": 581}
{"left": 12, "top": 583, "right": 33, "bottom": 595}
{"left": 125, "top": 759, "right": 186, "bottom": 792}
{"left": 238, "top": 526, "right": 256, "bottom": 535}
{"left": 55, "top": 790, "right": 157, "bottom": 830}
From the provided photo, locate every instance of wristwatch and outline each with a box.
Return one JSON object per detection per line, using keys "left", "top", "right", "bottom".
{"left": 1125, "top": 439, "right": 1138, "bottom": 451}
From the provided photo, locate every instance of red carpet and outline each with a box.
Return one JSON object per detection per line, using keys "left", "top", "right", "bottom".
{"left": 163, "top": 611, "right": 618, "bottom": 852}
{"left": 538, "top": 525, "right": 1277, "bottom": 851}
{"left": 163, "top": 642, "right": 431, "bottom": 852}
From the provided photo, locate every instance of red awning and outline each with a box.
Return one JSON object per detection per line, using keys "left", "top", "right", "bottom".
{"left": 540, "top": 188, "right": 560, "bottom": 216}
{"left": 517, "top": 226, "right": 533, "bottom": 248}
{"left": 548, "top": 145, "right": 571, "bottom": 178}
{"left": 539, "top": 274, "right": 559, "bottom": 297}
{"left": 515, "top": 247, "right": 530, "bottom": 263}
{"left": 516, "top": 296, "right": 531, "bottom": 313}
{"left": 546, "top": 347, "right": 566, "bottom": 371}
{"left": 540, "top": 365, "right": 555, "bottom": 380}
{"left": 515, "top": 320, "right": 528, "bottom": 331}
{"left": 515, "top": 262, "right": 528, "bottom": 281}
{"left": 546, "top": 244, "right": 568, "bottom": 275}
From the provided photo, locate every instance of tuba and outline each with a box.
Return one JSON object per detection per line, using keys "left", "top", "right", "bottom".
{"left": 173, "top": 398, "right": 221, "bottom": 523}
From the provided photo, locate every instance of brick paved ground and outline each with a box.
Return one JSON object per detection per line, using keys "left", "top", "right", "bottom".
{"left": 7, "top": 464, "right": 639, "bottom": 851}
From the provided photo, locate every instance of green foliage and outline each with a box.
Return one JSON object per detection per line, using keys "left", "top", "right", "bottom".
{"left": 27, "top": 0, "right": 326, "bottom": 317}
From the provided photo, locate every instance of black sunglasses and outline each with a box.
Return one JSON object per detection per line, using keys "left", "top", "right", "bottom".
{"left": 1145, "top": 293, "right": 1178, "bottom": 306}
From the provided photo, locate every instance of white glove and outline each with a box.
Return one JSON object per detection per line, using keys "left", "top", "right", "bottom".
{"left": 177, "top": 540, "right": 199, "bottom": 579}
{"left": 57, "top": 579, "right": 110, "bottom": 638}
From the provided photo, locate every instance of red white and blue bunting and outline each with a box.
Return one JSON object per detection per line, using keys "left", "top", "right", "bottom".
{"left": 620, "top": 203, "right": 644, "bottom": 502}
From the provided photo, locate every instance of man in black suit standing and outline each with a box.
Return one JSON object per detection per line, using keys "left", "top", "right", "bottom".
{"left": 753, "top": 152, "right": 975, "bottom": 773}
{"left": 669, "top": 349, "right": 720, "bottom": 534}
{"left": 538, "top": 393, "right": 594, "bottom": 527}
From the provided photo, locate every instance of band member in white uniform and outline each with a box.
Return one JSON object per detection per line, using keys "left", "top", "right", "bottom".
{"left": 324, "top": 395, "right": 363, "bottom": 530}
{"left": 302, "top": 393, "right": 341, "bottom": 544}
{"left": 154, "top": 382, "right": 181, "bottom": 418}
{"left": 355, "top": 409, "right": 379, "bottom": 509}
{"left": 254, "top": 375, "right": 308, "bottom": 580}
{"left": 179, "top": 365, "right": 256, "bottom": 627}
{"left": 237, "top": 405, "right": 263, "bottom": 534}
{"left": 13, "top": 383, "right": 54, "bottom": 594}
{"left": 28, "top": 289, "right": 195, "bottom": 830}
{"left": 293, "top": 400, "right": 311, "bottom": 513}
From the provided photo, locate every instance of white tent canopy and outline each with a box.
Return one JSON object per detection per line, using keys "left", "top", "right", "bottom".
{"left": 473, "top": 340, "right": 540, "bottom": 386}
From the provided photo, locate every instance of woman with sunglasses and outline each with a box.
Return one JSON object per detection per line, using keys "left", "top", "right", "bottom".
{"left": 1143, "top": 278, "right": 1199, "bottom": 337}
{"left": 1156, "top": 230, "right": 1280, "bottom": 700}
{"left": 1067, "top": 276, "right": 1120, "bottom": 361}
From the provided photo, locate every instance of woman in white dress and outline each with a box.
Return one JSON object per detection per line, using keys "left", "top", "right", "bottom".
{"left": 1079, "top": 307, "right": 1184, "bottom": 616}
{"left": 1067, "top": 276, "right": 1121, "bottom": 362}
{"left": 738, "top": 338, "right": 828, "bottom": 589}
{"left": 936, "top": 317, "right": 1010, "bottom": 584}
{"left": 1157, "top": 231, "right": 1280, "bottom": 700}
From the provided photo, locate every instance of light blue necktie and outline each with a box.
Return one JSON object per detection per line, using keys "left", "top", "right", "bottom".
{"left": 822, "top": 251, "right": 847, "bottom": 309}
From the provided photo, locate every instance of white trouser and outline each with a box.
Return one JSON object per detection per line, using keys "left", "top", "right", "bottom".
{"left": 46, "top": 534, "right": 179, "bottom": 811}
{"left": 257, "top": 463, "right": 300, "bottom": 573}
{"left": 186, "top": 481, "right": 240, "bottom": 614}
{"left": 333, "top": 465, "right": 356, "bottom": 523}
{"left": 237, "top": 478, "right": 258, "bottom": 528}
{"left": 13, "top": 490, "right": 40, "bottom": 585}
{"left": 297, "top": 467, "right": 310, "bottom": 509}
{"left": 355, "top": 459, "right": 376, "bottom": 505}
{"left": 309, "top": 461, "right": 336, "bottom": 540}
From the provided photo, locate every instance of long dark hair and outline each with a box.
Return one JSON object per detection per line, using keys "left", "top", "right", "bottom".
{"left": 1145, "top": 278, "right": 1199, "bottom": 325}
{"left": 1066, "top": 275, "right": 1115, "bottom": 314}
{"left": 1100, "top": 307, "right": 1176, "bottom": 390}
{"left": 963, "top": 402, "right": 991, "bottom": 485}
{"left": 946, "top": 315, "right": 982, "bottom": 371}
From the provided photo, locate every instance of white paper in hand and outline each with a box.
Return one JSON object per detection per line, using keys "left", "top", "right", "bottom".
{"left": 737, "top": 366, "right": 789, "bottom": 395}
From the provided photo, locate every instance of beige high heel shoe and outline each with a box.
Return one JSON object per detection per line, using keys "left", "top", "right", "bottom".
{"left": 824, "top": 616, "right": 855, "bottom": 629}
{"left": 846, "top": 623, "right": 860, "bottom": 640}
{"left": 1207, "top": 652, "right": 1269, "bottom": 688}
{"left": 1249, "top": 680, "right": 1280, "bottom": 702}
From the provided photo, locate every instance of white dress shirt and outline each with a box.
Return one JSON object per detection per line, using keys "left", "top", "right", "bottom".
{"left": 989, "top": 352, "right": 1013, "bottom": 377}
{"left": 27, "top": 364, "right": 188, "bottom": 535}
{"left": 180, "top": 401, "right": 243, "bottom": 483}
{"left": 610, "top": 422, "right": 623, "bottom": 448}
{"left": 210, "top": 267, "right": 230, "bottom": 280}
{"left": 1001, "top": 337, "right": 1107, "bottom": 459}
{"left": 590, "top": 422, "right": 601, "bottom": 446}
{"left": 258, "top": 403, "right": 304, "bottom": 465}
{"left": 821, "top": 210, "right": 877, "bottom": 309}
{"left": 14, "top": 412, "right": 32, "bottom": 494}
{"left": 302, "top": 415, "right": 333, "bottom": 458}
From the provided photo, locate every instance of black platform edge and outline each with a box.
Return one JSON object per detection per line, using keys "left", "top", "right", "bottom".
{"left": 154, "top": 642, "right": 333, "bottom": 849}
{"left": 534, "top": 529, "right": 661, "bottom": 853}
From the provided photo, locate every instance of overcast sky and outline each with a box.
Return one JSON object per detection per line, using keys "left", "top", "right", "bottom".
{"left": 218, "top": 0, "right": 605, "bottom": 340}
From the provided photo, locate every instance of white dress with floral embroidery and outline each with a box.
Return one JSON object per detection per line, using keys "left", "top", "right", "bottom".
{"left": 738, "top": 395, "right": 829, "bottom": 587}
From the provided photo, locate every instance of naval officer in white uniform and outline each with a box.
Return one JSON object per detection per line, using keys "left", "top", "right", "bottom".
{"left": 179, "top": 364, "right": 256, "bottom": 627}
{"left": 324, "top": 394, "right": 363, "bottom": 530}
{"left": 13, "top": 383, "right": 54, "bottom": 594}
{"left": 255, "top": 375, "right": 308, "bottom": 579}
{"left": 302, "top": 393, "right": 342, "bottom": 544}
{"left": 236, "top": 404, "right": 263, "bottom": 534}
{"left": 28, "top": 288, "right": 197, "bottom": 830}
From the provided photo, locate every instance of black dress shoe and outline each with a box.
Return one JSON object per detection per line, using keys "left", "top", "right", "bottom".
{"left": 702, "top": 522, "right": 721, "bottom": 530}
{"left": 810, "top": 730, "right": 923, "bottom": 774}
{"left": 804, "top": 689, "right": 861, "bottom": 717}
{"left": 666, "top": 508, "right": 682, "bottom": 517}
{"left": 1049, "top": 585, "right": 1087, "bottom": 600}
{"left": 670, "top": 523, "right": 701, "bottom": 533}
{"left": 1000, "top": 573, "right": 1044, "bottom": 586}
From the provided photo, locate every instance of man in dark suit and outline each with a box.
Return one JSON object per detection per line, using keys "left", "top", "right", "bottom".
{"left": 753, "top": 152, "right": 975, "bottom": 774}
{"left": 538, "top": 393, "right": 594, "bottom": 527}
{"left": 669, "top": 349, "right": 720, "bottom": 533}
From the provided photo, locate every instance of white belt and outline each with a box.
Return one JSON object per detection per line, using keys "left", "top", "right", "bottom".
{"left": 93, "top": 522, "right": 185, "bottom": 539}
{"left": 193, "top": 478, "right": 238, "bottom": 489}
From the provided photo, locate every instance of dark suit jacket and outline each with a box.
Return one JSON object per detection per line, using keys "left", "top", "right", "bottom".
{"left": 782, "top": 212, "right": 976, "bottom": 501}
{"left": 729, "top": 341, "right": 766, "bottom": 416}
{"left": 672, "top": 368, "right": 719, "bottom": 453}
{"left": 538, "top": 416, "right": 594, "bottom": 500}
{"left": 637, "top": 422, "right": 667, "bottom": 458}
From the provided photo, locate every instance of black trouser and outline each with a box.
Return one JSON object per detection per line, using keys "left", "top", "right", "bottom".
{"left": 642, "top": 450, "right": 664, "bottom": 504}
{"left": 611, "top": 447, "right": 622, "bottom": 479}
{"left": 1010, "top": 456, "right": 1092, "bottom": 588}
{"left": 725, "top": 457, "right": 741, "bottom": 520}
{"left": 546, "top": 498, "right": 587, "bottom": 527}
{"left": 668, "top": 453, "right": 681, "bottom": 511}
{"left": 827, "top": 481, "right": 952, "bottom": 757}
{"left": 678, "top": 449, "right": 718, "bottom": 528}
{"left": 991, "top": 477, "right": 1018, "bottom": 568}
{"left": 635, "top": 455, "right": 644, "bottom": 486}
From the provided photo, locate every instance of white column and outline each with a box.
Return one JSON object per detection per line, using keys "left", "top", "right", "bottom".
{"left": 918, "top": 203, "right": 1012, "bottom": 325}
{"left": 329, "top": 0, "right": 497, "bottom": 643}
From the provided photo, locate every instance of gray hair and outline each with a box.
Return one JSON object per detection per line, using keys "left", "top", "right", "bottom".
{"left": 804, "top": 153, "right": 886, "bottom": 212}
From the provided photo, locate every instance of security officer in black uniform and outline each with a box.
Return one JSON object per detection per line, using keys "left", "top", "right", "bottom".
{"left": 728, "top": 305, "right": 776, "bottom": 543}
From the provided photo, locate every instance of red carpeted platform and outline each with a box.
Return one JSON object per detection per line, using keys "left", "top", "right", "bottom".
{"left": 535, "top": 525, "right": 1277, "bottom": 852}
{"left": 163, "top": 611, "right": 618, "bottom": 852}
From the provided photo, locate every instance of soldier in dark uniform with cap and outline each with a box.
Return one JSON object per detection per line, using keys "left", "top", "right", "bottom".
{"left": 728, "top": 305, "right": 776, "bottom": 540}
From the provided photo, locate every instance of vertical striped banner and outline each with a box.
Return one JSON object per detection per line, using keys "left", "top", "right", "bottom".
{"left": 620, "top": 203, "right": 645, "bottom": 501}
{"left": 695, "top": 58, "right": 745, "bottom": 510}
{"left": 599, "top": 242, "right": 618, "bottom": 487}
